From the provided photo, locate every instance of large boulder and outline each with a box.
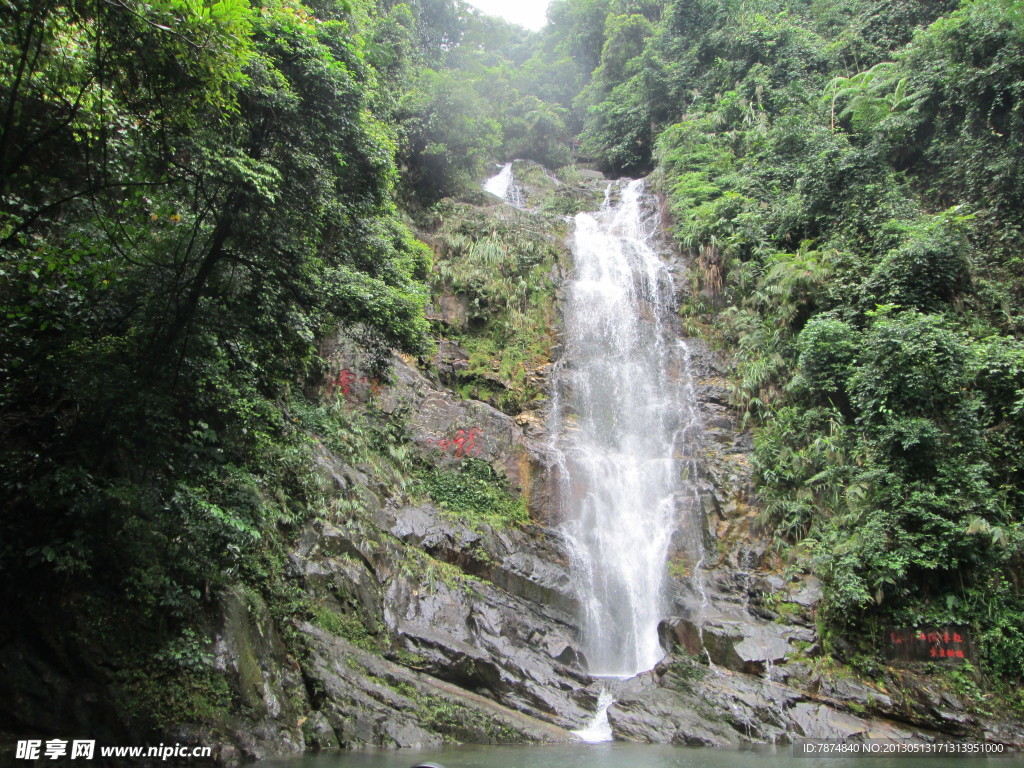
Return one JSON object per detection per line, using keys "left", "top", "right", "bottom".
{"left": 608, "top": 654, "right": 929, "bottom": 746}
{"left": 290, "top": 514, "right": 597, "bottom": 733}
{"left": 384, "top": 570, "right": 595, "bottom": 730}
{"left": 202, "top": 586, "right": 308, "bottom": 761}
{"left": 301, "top": 625, "right": 574, "bottom": 748}
{"left": 658, "top": 604, "right": 813, "bottom": 675}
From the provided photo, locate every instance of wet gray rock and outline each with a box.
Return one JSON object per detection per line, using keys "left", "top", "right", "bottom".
{"left": 426, "top": 295, "right": 470, "bottom": 330}
{"left": 433, "top": 339, "right": 470, "bottom": 381}
{"left": 302, "top": 625, "right": 576, "bottom": 748}
{"left": 659, "top": 603, "right": 813, "bottom": 675}
{"left": 384, "top": 571, "right": 594, "bottom": 730}
{"left": 301, "top": 711, "right": 339, "bottom": 750}
{"left": 289, "top": 513, "right": 594, "bottom": 733}
{"left": 379, "top": 355, "right": 554, "bottom": 517}
{"left": 786, "top": 702, "right": 913, "bottom": 741}
{"left": 206, "top": 586, "right": 308, "bottom": 761}
{"left": 609, "top": 654, "right": 930, "bottom": 746}
{"left": 817, "top": 677, "right": 894, "bottom": 717}
{"left": 984, "top": 719, "right": 1024, "bottom": 748}
{"left": 384, "top": 503, "right": 577, "bottom": 616}
{"left": 789, "top": 577, "right": 823, "bottom": 608}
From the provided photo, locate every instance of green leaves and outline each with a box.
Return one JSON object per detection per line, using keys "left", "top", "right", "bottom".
{"left": 430, "top": 199, "right": 559, "bottom": 411}
{"left": 850, "top": 313, "right": 971, "bottom": 422}
{"left": 398, "top": 67, "right": 501, "bottom": 202}
{"left": 860, "top": 215, "right": 972, "bottom": 313}
{"left": 824, "top": 62, "right": 917, "bottom": 132}
{"left": 0, "top": 0, "right": 443, "bottom": 680}
{"left": 419, "top": 458, "right": 529, "bottom": 529}
{"left": 795, "top": 316, "right": 859, "bottom": 401}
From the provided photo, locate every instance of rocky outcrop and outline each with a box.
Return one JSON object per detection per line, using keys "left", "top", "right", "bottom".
{"left": 608, "top": 648, "right": 1024, "bottom": 750}
{"left": 288, "top": 507, "right": 595, "bottom": 733}
{"left": 607, "top": 654, "right": 926, "bottom": 746}
{"left": 196, "top": 587, "right": 308, "bottom": 762}
{"left": 169, "top": 501, "right": 588, "bottom": 762}
{"left": 659, "top": 611, "right": 813, "bottom": 677}
{"left": 385, "top": 504, "right": 578, "bottom": 620}
{"left": 317, "top": 339, "right": 556, "bottom": 522}
{"left": 301, "top": 625, "right": 573, "bottom": 748}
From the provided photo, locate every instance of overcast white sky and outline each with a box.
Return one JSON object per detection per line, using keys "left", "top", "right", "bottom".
{"left": 464, "top": 0, "right": 552, "bottom": 31}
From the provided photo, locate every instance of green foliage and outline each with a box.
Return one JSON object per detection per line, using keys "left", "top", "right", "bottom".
{"left": 431, "top": 200, "right": 561, "bottom": 411}
{"left": 419, "top": 458, "right": 529, "bottom": 529}
{"left": 824, "top": 62, "right": 916, "bottom": 132}
{"left": 850, "top": 312, "right": 974, "bottom": 433}
{"left": 399, "top": 68, "right": 502, "bottom": 203}
{"left": 753, "top": 405, "right": 856, "bottom": 540}
{"left": 545, "top": 0, "right": 612, "bottom": 77}
{"left": 657, "top": 118, "right": 747, "bottom": 250}
{"left": 311, "top": 603, "right": 383, "bottom": 652}
{"left": 900, "top": 0, "right": 1024, "bottom": 263}
{"left": 412, "top": 691, "right": 525, "bottom": 743}
{"left": 794, "top": 316, "right": 859, "bottom": 405}
{"left": 118, "top": 663, "right": 233, "bottom": 728}
{"left": 500, "top": 96, "right": 573, "bottom": 168}
{"left": 664, "top": 653, "right": 710, "bottom": 693}
{"left": 399, "top": 546, "right": 481, "bottom": 593}
{"left": 0, "top": 0, "right": 441, "bottom": 724}
{"left": 861, "top": 216, "right": 972, "bottom": 313}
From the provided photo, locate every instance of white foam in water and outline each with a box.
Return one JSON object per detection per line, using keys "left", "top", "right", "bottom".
{"left": 551, "top": 179, "right": 704, "bottom": 678}
{"left": 572, "top": 688, "right": 615, "bottom": 743}
{"left": 483, "top": 162, "right": 524, "bottom": 207}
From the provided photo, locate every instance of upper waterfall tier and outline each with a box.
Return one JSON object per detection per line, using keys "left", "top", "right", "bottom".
{"left": 483, "top": 162, "right": 525, "bottom": 208}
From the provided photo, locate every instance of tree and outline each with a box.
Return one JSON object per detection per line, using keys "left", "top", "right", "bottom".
{"left": 0, "top": 0, "right": 431, "bottom": 651}
{"left": 398, "top": 67, "right": 501, "bottom": 202}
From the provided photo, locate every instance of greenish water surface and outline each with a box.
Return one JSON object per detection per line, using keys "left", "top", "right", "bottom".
{"left": 257, "top": 743, "right": 1022, "bottom": 768}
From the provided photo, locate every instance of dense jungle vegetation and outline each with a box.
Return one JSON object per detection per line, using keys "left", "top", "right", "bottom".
{"left": 2, "top": 0, "right": 1023, "bottom": 731}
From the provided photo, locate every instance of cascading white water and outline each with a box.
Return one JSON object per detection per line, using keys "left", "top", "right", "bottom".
{"left": 572, "top": 688, "right": 614, "bottom": 743}
{"left": 483, "top": 162, "right": 524, "bottom": 208}
{"left": 551, "top": 179, "right": 703, "bottom": 678}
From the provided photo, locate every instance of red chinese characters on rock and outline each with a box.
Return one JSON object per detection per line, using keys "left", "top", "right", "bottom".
{"left": 885, "top": 626, "right": 972, "bottom": 664}
{"left": 428, "top": 427, "right": 484, "bottom": 458}
{"left": 330, "top": 369, "right": 357, "bottom": 397}
{"left": 929, "top": 646, "right": 966, "bottom": 659}
{"left": 328, "top": 368, "right": 382, "bottom": 400}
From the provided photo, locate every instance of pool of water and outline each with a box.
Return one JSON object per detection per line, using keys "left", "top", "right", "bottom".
{"left": 256, "top": 742, "right": 1020, "bottom": 768}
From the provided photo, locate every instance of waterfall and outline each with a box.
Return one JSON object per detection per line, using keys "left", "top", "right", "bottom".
{"left": 483, "top": 162, "right": 524, "bottom": 208}
{"left": 551, "top": 179, "right": 702, "bottom": 678}
{"left": 572, "top": 688, "right": 614, "bottom": 743}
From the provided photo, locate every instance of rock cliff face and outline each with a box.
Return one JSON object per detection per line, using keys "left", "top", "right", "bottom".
{"left": 198, "top": 326, "right": 1019, "bottom": 763}
{"left": 185, "top": 344, "right": 594, "bottom": 761}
